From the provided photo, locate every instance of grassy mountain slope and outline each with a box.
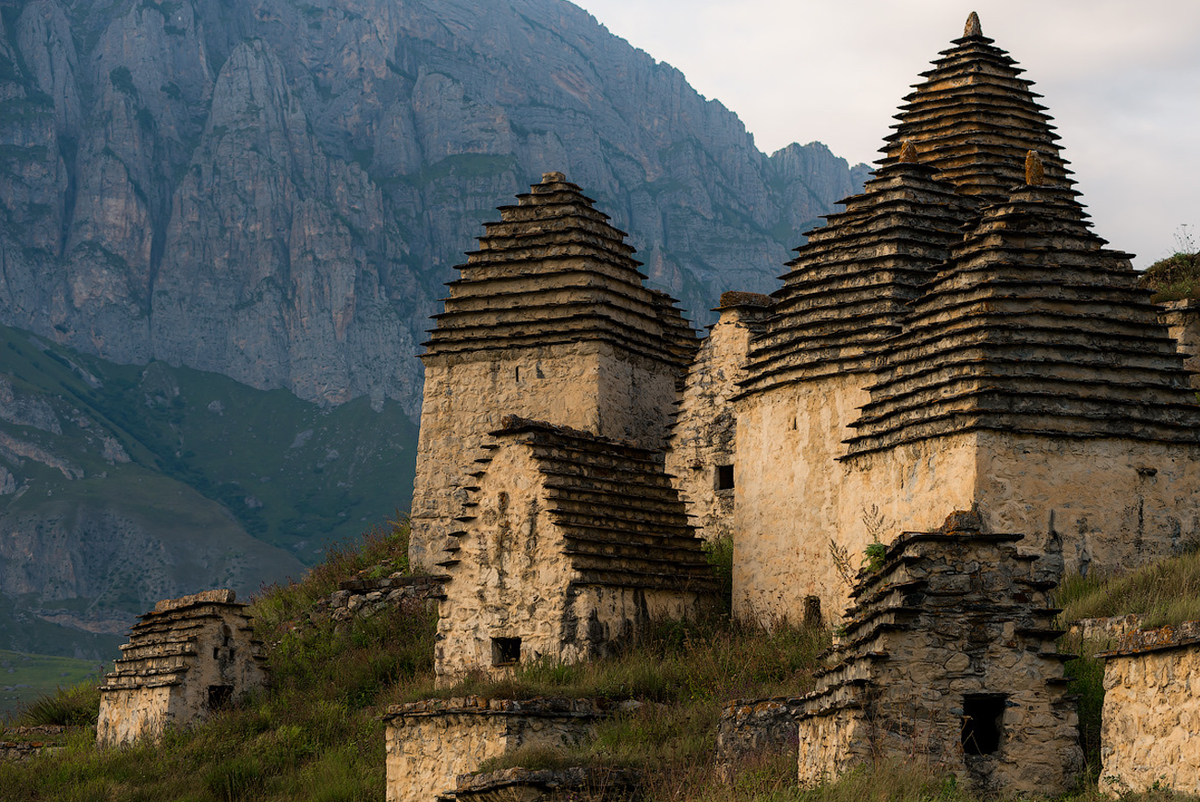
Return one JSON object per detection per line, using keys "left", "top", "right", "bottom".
{"left": 5, "top": 530, "right": 1199, "bottom": 801}
{"left": 0, "top": 322, "right": 417, "bottom": 660}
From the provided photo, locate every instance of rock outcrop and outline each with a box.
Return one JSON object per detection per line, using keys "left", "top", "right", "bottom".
{"left": 0, "top": 0, "right": 867, "bottom": 415}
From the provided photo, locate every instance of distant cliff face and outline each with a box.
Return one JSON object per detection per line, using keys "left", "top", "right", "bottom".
{"left": 0, "top": 0, "right": 866, "bottom": 415}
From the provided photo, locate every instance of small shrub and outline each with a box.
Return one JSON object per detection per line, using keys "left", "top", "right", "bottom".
{"left": 1066, "top": 655, "right": 1106, "bottom": 769}
{"left": 17, "top": 682, "right": 100, "bottom": 726}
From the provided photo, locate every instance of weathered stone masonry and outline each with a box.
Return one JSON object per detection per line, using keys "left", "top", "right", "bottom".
{"left": 409, "top": 172, "right": 696, "bottom": 574}
{"left": 96, "top": 590, "right": 267, "bottom": 747}
{"left": 727, "top": 14, "right": 1200, "bottom": 627}
{"left": 1099, "top": 621, "right": 1200, "bottom": 797}
{"left": 435, "top": 416, "right": 717, "bottom": 685}
{"left": 382, "top": 697, "right": 609, "bottom": 802}
{"left": 795, "top": 516, "right": 1082, "bottom": 797}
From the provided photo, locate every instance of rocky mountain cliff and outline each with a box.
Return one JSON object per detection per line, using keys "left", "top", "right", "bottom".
{"left": 0, "top": 0, "right": 867, "bottom": 659}
{"left": 0, "top": 0, "right": 867, "bottom": 416}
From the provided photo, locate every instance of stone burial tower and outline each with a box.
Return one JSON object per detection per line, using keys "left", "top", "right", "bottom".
{"left": 796, "top": 513, "right": 1083, "bottom": 796}
{"left": 433, "top": 415, "right": 718, "bottom": 685}
{"left": 727, "top": 11, "right": 1200, "bottom": 626}
{"left": 409, "top": 172, "right": 696, "bottom": 573}
{"left": 96, "top": 590, "right": 267, "bottom": 747}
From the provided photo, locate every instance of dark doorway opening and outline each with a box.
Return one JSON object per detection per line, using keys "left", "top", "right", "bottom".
{"left": 492, "top": 637, "right": 521, "bottom": 666}
{"left": 962, "top": 694, "right": 1006, "bottom": 755}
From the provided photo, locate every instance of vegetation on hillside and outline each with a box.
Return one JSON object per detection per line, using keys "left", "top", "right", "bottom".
{"left": 1054, "top": 547, "right": 1200, "bottom": 629}
{"left": 1137, "top": 224, "right": 1200, "bottom": 302}
{"left": 3, "top": 526, "right": 1200, "bottom": 801}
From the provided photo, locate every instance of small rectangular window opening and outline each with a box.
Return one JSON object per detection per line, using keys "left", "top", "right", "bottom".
{"left": 492, "top": 637, "right": 521, "bottom": 666}
{"left": 715, "top": 464, "right": 734, "bottom": 491}
{"left": 207, "top": 684, "right": 234, "bottom": 711}
{"left": 962, "top": 694, "right": 1006, "bottom": 755}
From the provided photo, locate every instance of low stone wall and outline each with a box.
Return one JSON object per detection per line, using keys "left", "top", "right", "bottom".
{"left": 1099, "top": 621, "right": 1200, "bottom": 797}
{"left": 327, "top": 575, "right": 443, "bottom": 625}
{"left": 715, "top": 697, "right": 805, "bottom": 779}
{"left": 382, "top": 698, "right": 609, "bottom": 802}
{"left": 453, "top": 766, "right": 640, "bottom": 802}
{"left": 0, "top": 725, "right": 70, "bottom": 762}
{"left": 1068, "top": 614, "right": 1145, "bottom": 646}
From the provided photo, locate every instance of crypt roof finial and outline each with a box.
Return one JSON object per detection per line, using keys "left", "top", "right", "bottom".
{"left": 964, "top": 11, "right": 982, "bottom": 38}
{"left": 898, "top": 140, "right": 919, "bottom": 164}
{"left": 1025, "top": 150, "right": 1045, "bottom": 186}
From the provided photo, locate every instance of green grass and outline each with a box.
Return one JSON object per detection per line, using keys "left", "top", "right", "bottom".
{"left": 1054, "top": 548, "right": 1200, "bottom": 629}
{"left": 6, "top": 525, "right": 1200, "bottom": 801}
{"left": 0, "top": 524, "right": 436, "bottom": 802}
{"left": 0, "top": 652, "right": 106, "bottom": 720}
{"left": 1138, "top": 250, "right": 1200, "bottom": 302}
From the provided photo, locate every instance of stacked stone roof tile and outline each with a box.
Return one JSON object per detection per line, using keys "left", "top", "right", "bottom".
{"left": 846, "top": 183, "right": 1200, "bottom": 454}
{"left": 741, "top": 161, "right": 975, "bottom": 391}
{"left": 878, "top": 12, "right": 1072, "bottom": 201}
{"left": 99, "top": 591, "right": 265, "bottom": 693}
{"left": 441, "top": 416, "right": 718, "bottom": 594}
{"left": 422, "top": 172, "right": 696, "bottom": 369}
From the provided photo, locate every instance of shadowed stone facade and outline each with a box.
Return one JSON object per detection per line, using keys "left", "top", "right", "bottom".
{"left": 795, "top": 515, "right": 1082, "bottom": 795}
{"left": 96, "top": 590, "right": 267, "bottom": 747}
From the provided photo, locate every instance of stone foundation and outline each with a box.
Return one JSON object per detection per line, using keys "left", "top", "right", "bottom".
{"left": 1099, "top": 621, "right": 1200, "bottom": 797}
{"left": 715, "top": 697, "right": 806, "bottom": 779}
{"left": 96, "top": 590, "right": 267, "bottom": 747}
{"left": 383, "top": 698, "right": 608, "bottom": 802}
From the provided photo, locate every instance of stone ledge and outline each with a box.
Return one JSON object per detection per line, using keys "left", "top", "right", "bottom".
{"left": 153, "top": 589, "right": 236, "bottom": 613}
{"left": 718, "top": 291, "right": 772, "bottom": 309}
{"left": 337, "top": 574, "right": 445, "bottom": 593}
{"left": 1097, "top": 620, "right": 1200, "bottom": 658}
{"left": 384, "top": 697, "right": 611, "bottom": 722}
{"left": 453, "top": 766, "right": 641, "bottom": 802}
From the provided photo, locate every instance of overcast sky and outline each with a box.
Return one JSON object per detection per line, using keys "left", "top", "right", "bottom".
{"left": 569, "top": 0, "right": 1200, "bottom": 268}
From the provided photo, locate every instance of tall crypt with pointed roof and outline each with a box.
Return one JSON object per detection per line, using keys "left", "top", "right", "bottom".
{"left": 708, "top": 12, "right": 1200, "bottom": 624}
{"left": 412, "top": 13, "right": 1200, "bottom": 633}
{"left": 409, "top": 172, "right": 696, "bottom": 572}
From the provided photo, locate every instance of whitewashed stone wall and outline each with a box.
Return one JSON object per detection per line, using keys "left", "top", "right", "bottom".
{"left": 411, "top": 341, "right": 677, "bottom": 573}
{"left": 382, "top": 698, "right": 607, "bottom": 802}
{"left": 667, "top": 294, "right": 769, "bottom": 544}
{"left": 736, "top": 399, "right": 1200, "bottom": 627}
{"left": 1100, "top": 622, "right": 1200, "bottom": 797}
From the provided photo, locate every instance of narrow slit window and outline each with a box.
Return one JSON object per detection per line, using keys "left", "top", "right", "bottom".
{"left": 715, "top": 464, "right": 734, "bottom": 491}
{"left": 962, "top": 694, "right": 1006, "bottom": 755}
{"left": 491, "top": 637, "right": 521, "bottom": 666}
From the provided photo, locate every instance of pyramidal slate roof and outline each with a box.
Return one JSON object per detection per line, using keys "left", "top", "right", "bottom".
{"left": 739, "top": 156, "right": 975, "bottom": 393}
{"left": 877, "top": 11, "right": 1073, "bottom": 201}
{"left": 421, "top": 172, "right": 696, "bottom": 369}
{"left": 439, "top": 416, "right": 718, "bottom": 594}
{"left": 845, "top": 177, "right": 1200, "bottom": 455}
